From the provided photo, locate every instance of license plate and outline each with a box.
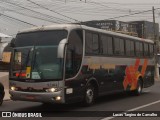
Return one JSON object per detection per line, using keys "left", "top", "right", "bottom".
{"left": 25, "top": 95, "right": 35, "bottom": 100}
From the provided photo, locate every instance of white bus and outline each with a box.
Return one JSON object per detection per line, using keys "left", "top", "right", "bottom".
{"left": 9, "top": 24, "right": 155, "bottom": 105}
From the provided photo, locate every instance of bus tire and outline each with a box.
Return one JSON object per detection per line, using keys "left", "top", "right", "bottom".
{"left": 133, "top": 78, "right": 143, "bottom": 96}
{"left": 83, "top": 83, "right": 95, "bottom": 106}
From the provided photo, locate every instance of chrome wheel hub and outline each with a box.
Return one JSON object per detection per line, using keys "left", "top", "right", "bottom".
{"left": 86, "top": 89, "right": 94, "bottom": 103}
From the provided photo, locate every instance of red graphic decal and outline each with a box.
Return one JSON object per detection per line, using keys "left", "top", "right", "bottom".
{"left": 123, "top": 59, "right": 148, "bottom": 91}
{"left": 134, "top": 59, "right": 140, "bottom": 71}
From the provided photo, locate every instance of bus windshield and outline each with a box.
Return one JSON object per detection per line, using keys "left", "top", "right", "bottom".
{"left": 11, "top": 30, "right": 67, "bottom": 80}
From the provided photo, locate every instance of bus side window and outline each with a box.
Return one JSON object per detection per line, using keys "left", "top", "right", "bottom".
{"left": 130, "top": 40, "right": 135, "bottom": 56}
{"left": 149, "top": 44, "right": 154, "bottom": 57}
{"left": 135, "top": 42, "right": 140, "bottom": 57}
{"left": 65, "top": 30, "right": 83, "bottom": 79}
{"left": 144, "top": 43, "right": 149, "bottom": 57}
{"left": 85, "top": 32, "right": 92, "bottom": 54}
{"left": 125, "top": 40, "right": 135, "bottom": 57}
{"left": 92, "top": 34, "right": 99, "bottom": 54}
{"left": 65, "top": 49, "right": 74, "bottom": 78}
{"left": 114, "top": 37, "right": 125, "bottom": 56}
{"left": 114, "top": 37, "right": 120, "bottom": 55}
{"left": 135, "top": 41, "right": 143, "bottom": 57}
{"left": 120, "top": 38, "right": 124, "bottom": 55}
{"left": 126, "top": 40, "right": 131, "bottom": 56}
{"left": 85, "top": 32, "right": 99, "bottom": 55}
{"left": 100, "top": 35, "right": 113, "bottom": 55}
{"left": 139, "top": 42, "right": 143, "bottom": 56}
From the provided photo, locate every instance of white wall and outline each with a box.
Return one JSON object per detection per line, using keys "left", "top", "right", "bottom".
{"left": 0, "top": 42, "right": 8, "bottom": 60}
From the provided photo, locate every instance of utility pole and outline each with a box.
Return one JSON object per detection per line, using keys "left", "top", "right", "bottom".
{"left": 152, "top": 6, "right": 159, "bottom": 80}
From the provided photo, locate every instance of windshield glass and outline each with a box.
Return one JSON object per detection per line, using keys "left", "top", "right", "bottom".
{"left": 11, "top": 30, "right": 67, "bottom": 80}
{"left": 32, "top": 46, "right": 63, "bottom": 79}
{"left": 15, "top": 30, "right": 67, "bottom": 47}
{"left": 12, "top": 47, "right": 33, "bottom": 78}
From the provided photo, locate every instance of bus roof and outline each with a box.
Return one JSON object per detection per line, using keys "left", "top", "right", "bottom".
{"left": 18, "top": 24, "right": 154, "bottom": 44}
{"left": 18, "top": 24, "right": 82, "bottom": 33}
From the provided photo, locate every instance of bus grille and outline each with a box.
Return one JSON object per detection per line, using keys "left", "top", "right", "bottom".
{"left": 16, "top": 87, "right": 46, "bottom": 92}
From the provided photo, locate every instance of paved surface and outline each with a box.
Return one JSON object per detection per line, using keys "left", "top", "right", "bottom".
{"left": 0, "top": 77, "right": 160, "bottom": 120}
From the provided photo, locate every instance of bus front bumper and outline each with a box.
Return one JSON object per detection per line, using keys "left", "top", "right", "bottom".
{"left": 9, "top": 90, "right": 64, "bottom": 103}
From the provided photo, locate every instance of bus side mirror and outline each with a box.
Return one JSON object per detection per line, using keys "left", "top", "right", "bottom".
{"left": 57, "top": 39, "right": 67, "bottom": 58}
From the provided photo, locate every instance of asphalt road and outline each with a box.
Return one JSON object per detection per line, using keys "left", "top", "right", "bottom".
{"left": 1, "top": 81, "right": 160, "bottom": 120}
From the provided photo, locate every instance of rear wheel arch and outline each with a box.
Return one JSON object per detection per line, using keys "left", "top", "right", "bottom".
{"left": 133, "top": 76, "right": 143, "bottom": 96}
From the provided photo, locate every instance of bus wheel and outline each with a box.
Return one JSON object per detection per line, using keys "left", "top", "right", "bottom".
{"left": 83, "top": 83, "right": 95, "bottom": 106}
{"left": 134, "top": 79, "right": 143, "bottom": 96}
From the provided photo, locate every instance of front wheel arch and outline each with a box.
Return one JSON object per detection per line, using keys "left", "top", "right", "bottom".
{"left": 87, "top": 80, "right": 99, "bottom": 97}
{"left": 83, "top": 80, "right": 99, "bottom": 106}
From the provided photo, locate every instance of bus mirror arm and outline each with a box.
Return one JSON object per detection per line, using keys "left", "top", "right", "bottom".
{"left": 57, "top": 39, "right": 67, "bottom": 58}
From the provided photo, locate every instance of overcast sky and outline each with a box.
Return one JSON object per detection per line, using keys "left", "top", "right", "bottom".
{"left": 0, "top": 0, "right": 160, "bottom": 37}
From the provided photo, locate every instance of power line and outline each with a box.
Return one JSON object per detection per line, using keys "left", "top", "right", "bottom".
{"left": 57, "top": 5, "right": 130, "bottom": 14}
{"left": 106, "top": 8, "right": 160, "bottom": 20}
{"left": 56, "top": 0, "right": 136, "bottom": 13}
{"left": 26, "top": 0, "right": 79, "bottom": 22}
{"left": 0, "top": 6, "right": 62, "bottom": 24}
{"left": 86, "top": 0, "right": 133, "bottom": 12}
{"left": 0, "top": 18, "right": 23, "bottom": 29}
{"left": 0, "top": 12, "right": 37, "bottom": 26}
{"left": 53, "top": 0, "right": 153, "bottom": 20}
{"left": 61, "top": 11, "right": 154, "bottom": 18}
{"left": 0, "top": 0, "right": 71, "bottom": 23}
{"left": 98, "top": 2, "right": 160, "bottom": 6}
{"left": 10, "top": 0, "right": 63, "bottom": 11}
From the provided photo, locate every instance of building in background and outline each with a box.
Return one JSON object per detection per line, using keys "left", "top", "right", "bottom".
{"left": 82, "top": 20, "right": 138, "bottom": 37}
{"left": 129, "top": 21, "right": 159, "bottom": 40}
{"left": 0, "top": 33, "right": 11, "bottom": 60}
{"left": 0, "top": 33, "right": 11, "bottom": 38}
{"left": 0, "top": 33, "right": 12, "bottom": 71}
{"left": 82, "top": 20, "right": 159, "bottom": 41}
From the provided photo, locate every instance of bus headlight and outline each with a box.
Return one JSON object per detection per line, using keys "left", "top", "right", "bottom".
{"left": 10, "top": 86, "right": 17, "bottom": 91}
{"left": 55, "top": 96, "right": 61, "bottom": 101}
{"left": 45, "top": 87, "right": 62, "bottom": 92}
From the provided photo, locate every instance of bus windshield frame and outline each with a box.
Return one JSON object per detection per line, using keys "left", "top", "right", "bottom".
{"left": 10, "top": 30, "right": 68, "bottom": 81}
